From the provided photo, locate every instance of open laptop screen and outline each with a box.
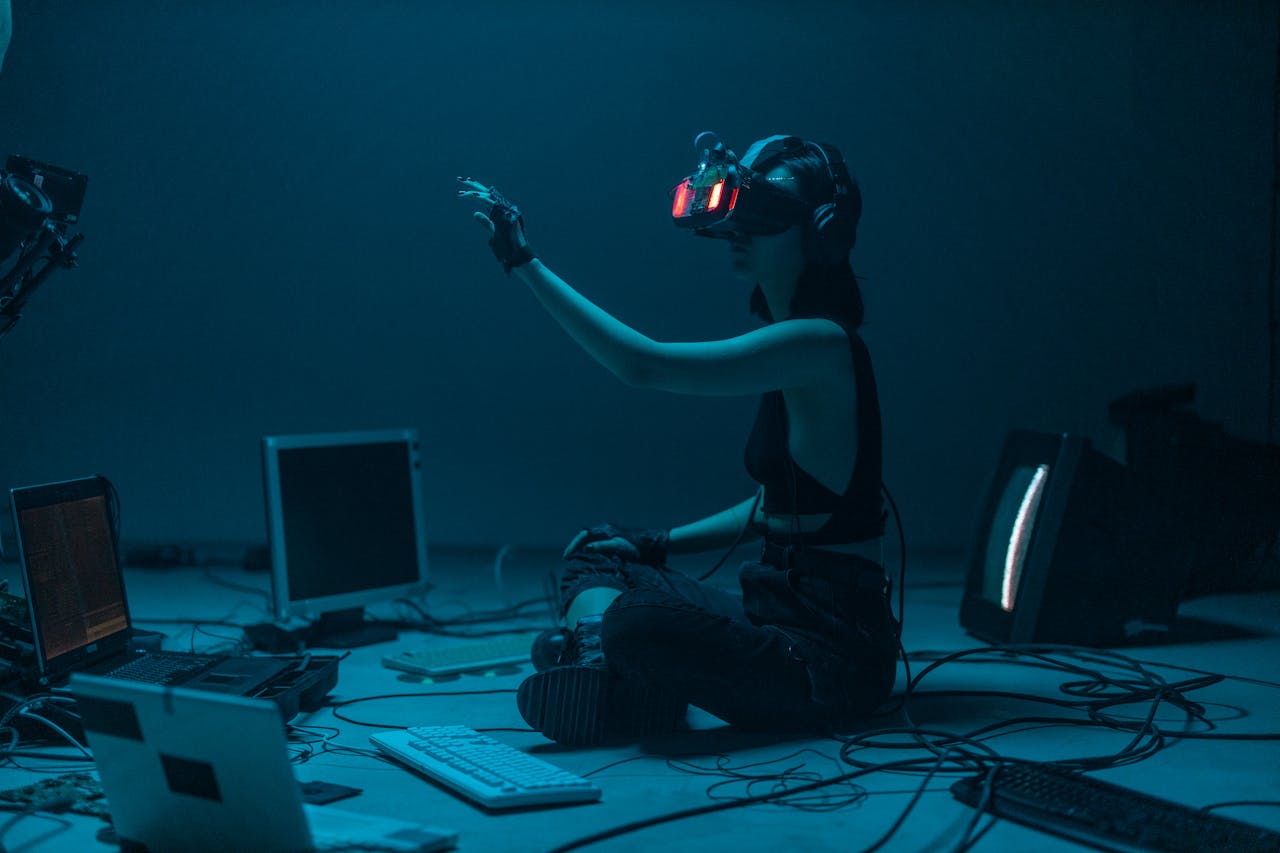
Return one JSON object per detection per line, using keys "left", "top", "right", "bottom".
{"left": 11, "top": 476, "right": 131, "bottom": 673}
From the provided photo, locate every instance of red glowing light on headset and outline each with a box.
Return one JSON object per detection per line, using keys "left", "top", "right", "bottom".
{"left": 672, "top": 181, "right": 691, "bottom": 217}
{"left": 728, "top": 186, "right": 739, "bottom": 211}
{"left": 707, "top": 180, "right": 724, "bottom": 211}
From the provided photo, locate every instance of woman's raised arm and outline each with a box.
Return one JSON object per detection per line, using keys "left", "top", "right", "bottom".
{"left": 458, "top": 179, "right": 850, "bottom": 396}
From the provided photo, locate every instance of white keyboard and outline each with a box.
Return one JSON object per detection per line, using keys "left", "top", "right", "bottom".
{"left": 381, "top": 634, "right": 537, "bottom": 677}
{"left": 369, "top": 726, "right": 602, "bottom": 810}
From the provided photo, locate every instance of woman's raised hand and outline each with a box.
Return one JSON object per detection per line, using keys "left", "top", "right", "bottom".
{"left": 455, "top": 177, "right": 536, "bottom": 273}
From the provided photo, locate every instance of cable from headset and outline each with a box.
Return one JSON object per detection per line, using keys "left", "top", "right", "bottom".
{"left": 788, "top": 455, "right": 802, "bottom": 551}
{"left": 697, "top": 489, "right": 763, "bottom": 582}
{"left": 880, "top": 481, "right": 906, "bottom": 639}
{"left": 870, "top": 479, "right": 914, "bottom": 719}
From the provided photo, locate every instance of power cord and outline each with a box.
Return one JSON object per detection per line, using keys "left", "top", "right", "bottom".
{"left": 837, "top": 644, "right": 1280, "bottom": 852}
{"left": 880, "top": 481, "right": 906, "bottom": 639}
{"left": 391, "top": 596, "right": 552, "bottom": 638}
{"left": 542, "top": 643, "right": 1279, "bottom": 853}
{"left": 12, "top": 712, "right": 90, "bottom": 761}
{"left": 326, "top": 689, "right": 519, "bottom": 728}
{"left": 542, "top": 755, "right": 939, "bottom": 853}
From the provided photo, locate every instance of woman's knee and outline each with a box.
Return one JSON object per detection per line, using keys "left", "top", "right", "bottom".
{"left": 557, "top": 553, "right": 632, "bottom": 614}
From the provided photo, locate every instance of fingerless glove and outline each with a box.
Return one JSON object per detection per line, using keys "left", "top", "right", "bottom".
{"left": 487, "top": 188, "right": 536, "bottom": 273}
{"left": 569, "top": 523, "right": 669, "bottom": 566}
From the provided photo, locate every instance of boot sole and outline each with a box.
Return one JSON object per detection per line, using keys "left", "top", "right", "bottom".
{"left": 517, "top": 667, "right": 609, "bottom": 746}
{"left": 517, "top": 667, "right": 687, "bottom": 747}
{"left": 607, "top": 676, "right": 687, "bottom": 740}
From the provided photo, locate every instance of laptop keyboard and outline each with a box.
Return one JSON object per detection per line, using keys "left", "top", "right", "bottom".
{"left": 104, "top": 653, "right": 221, "bottom": 685}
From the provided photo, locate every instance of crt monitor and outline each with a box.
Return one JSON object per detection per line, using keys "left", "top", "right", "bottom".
{"left": 261, "top": 428, "right": 429, "bottom": 648}
{"left": 959, "top": 430, "right": 1189, "bottom": 647}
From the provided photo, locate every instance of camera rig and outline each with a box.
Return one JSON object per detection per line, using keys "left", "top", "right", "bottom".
{"left": 0, "top": 154, "right": 88, "bottom": 338}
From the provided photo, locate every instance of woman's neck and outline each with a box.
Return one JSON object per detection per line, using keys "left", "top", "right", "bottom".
{"left": 759, "top": 276, "right": 799, "bottom": 322}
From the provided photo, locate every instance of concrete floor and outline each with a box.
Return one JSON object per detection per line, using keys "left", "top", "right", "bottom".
{"left": 0, "top": 544, "right": 1277, "bottom": 852}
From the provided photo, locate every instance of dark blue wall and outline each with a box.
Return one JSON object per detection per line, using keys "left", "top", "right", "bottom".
{"left": 0, "top": 1, "right": 1274, "bottom": 553}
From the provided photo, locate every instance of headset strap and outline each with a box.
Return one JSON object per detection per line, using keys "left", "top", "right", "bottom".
{"left": 741, "top": 135, "right": 854, "bottom": 204}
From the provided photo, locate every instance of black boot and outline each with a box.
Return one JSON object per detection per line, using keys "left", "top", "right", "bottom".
{"left": 516, "top": 615, "right": 685, "bottom": 747}
{"left": 529, "top": 626, "right": 572, "bottom": 672}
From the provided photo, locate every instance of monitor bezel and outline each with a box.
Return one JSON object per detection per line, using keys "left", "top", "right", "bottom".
{"left": 260, "top": 428, "right": 430, "bottom": 622}
{"left": 9, "top": 475, "right": 134, "bottom": 680}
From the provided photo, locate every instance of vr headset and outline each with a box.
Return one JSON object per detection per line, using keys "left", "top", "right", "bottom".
{"left": 670, "top": 132, "right": 855, "bottom": 240}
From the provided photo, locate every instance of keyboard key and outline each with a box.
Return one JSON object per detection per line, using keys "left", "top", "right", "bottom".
{"left": 105, "top": 654, "right": 220, "bottom": 685}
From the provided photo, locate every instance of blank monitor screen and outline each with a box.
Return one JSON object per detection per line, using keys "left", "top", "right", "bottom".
{"left": 262, "top": 429, "right": 428, "bottom": 620}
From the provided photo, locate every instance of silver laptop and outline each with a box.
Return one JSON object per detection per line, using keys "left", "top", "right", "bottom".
{"left": 72, "top": 674, "right": 457, "bottom": 853}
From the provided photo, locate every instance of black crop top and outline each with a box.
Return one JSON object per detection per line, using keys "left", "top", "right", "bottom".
{"left": 743, "top": 319, "right": 885, "bottom": 545}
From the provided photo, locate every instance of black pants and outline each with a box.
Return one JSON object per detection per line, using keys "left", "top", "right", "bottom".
{"left": 557, "top": 545, "right": 900, "bottom": 732}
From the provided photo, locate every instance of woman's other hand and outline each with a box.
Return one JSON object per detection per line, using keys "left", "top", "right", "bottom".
{"left": 563, "top": 524, "right": 669, "bottom": 565}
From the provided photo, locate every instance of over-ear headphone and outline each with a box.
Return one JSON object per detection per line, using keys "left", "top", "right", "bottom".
{"left": 796, "top": 139, "right": 861, "bottom": 267}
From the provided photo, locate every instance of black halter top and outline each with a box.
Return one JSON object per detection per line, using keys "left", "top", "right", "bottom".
{"left": 743, "top": 320, "right": 885, "bottom": 545}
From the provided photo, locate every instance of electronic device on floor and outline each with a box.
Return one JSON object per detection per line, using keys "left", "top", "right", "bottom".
{"left": 381, "top": 633, "right": 538, "bottom": 677}
{"left": 261, "top": 428, "right": 429, "bottom": 649}
{"left": 370, "top": 725, "right": 601, "bottom": 810}
{"left": 959, "top": 431, "right": 1190, "bottom": 646}
{"left": 73, "top": 674, "right": 458, "bottom": 853}
{"left": 6, "top": 476, "right": 294, "bottom": 695}
{"left": 950, "top": 762, "right": 1280, "bottom": 853}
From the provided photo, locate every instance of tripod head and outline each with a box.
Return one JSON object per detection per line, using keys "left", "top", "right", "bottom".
{"left": 0, "top": 155, "right": 88, "bottom": 338}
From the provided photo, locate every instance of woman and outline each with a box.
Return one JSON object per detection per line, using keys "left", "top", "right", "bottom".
{"left": 456, "top": 133, "right": 900, "bottom": 746}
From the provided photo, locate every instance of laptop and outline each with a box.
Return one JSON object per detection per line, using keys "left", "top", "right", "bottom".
{"left": 72, "top": 674, "right": 457, "bottom": 853}
{"left": 8, "top": 475, "right": 291, "bottom": 694}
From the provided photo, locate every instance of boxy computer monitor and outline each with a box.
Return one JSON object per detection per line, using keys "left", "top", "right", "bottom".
{"left": 960, "top": 431, "right": 1188, "bottom": 647}
{"left": 261, "top": 429, "right": 428, "bottom": 648}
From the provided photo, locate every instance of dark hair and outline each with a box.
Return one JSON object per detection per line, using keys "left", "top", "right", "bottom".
{"left": 748, "top": 147, "right": 865, "bottom": 329}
